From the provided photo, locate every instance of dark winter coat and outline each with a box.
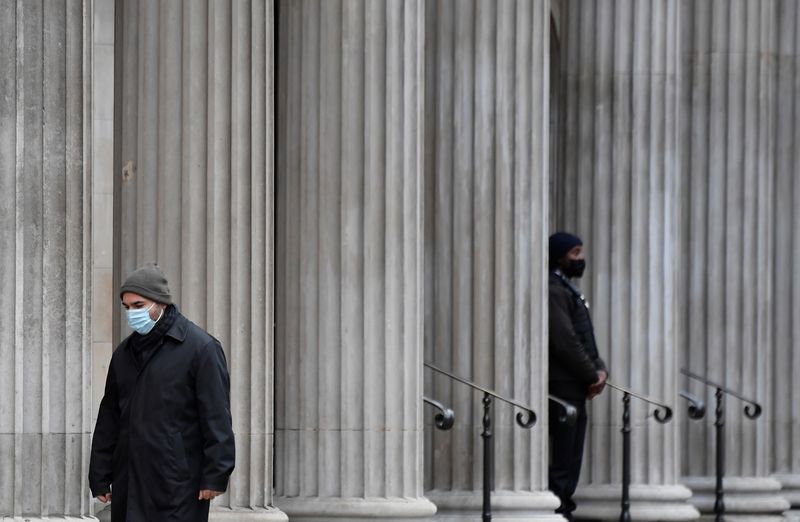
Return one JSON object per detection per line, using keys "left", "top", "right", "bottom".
{"left": 549, "top": 270, "right": 607, "bottom": 400}
{"left": 89, "top": 312, "right": 235, "bottom": 522}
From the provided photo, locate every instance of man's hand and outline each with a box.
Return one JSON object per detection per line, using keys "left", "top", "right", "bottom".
{"left": 96, "top": 493, "right": 112, "bottom": 503}
{"left": 587, "top": 370, "right": 608, "bottom": 399}
{"left": 199, "top": 490, "right": 223, "bottom": 501}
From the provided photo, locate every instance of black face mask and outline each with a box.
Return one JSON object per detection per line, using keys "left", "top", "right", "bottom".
{"left": 562, "top": 259, "right": 586, "bottom": 279}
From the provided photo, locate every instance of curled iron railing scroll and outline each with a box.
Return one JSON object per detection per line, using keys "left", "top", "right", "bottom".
{"left": 423, "top": 396, "right": 455, "bottom": 431}
{"left": 548, "top": 394, "right": 578, "bottom": 425}
{"left": 679, "top": 390, "right": 706, "bottom": 419}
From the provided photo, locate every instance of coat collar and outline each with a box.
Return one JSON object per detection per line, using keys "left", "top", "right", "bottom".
{"left": 164, "top": 313, "right": 189, "bottom": 343}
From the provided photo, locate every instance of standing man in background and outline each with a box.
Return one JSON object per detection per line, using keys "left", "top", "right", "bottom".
{"left": 548, "top": 232, "right": 608, "bottom": 521}
{"left": 89, "top": 263, "right": 235, "bottom": 522}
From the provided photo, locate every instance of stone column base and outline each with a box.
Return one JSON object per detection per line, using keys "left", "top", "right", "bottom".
{"left": 783, "top": 510, "right": 800, "bottom": 522}
{"left": 94, "top": 502, "right": 112, "bottom": 522}
{"left": 683, "top": 476, "right": 791, "bottom": 520}
{"left": 426, "top": 489, "right": 564, "bottom": 521}
{"left": 93, "top": 505, "right": 288, "bottom": 522}
{"left": 211, "top": 507, "right": 289, "bottom": 521}
{"left": 273, "top": 496, "right": 437, "bottom": 522}
{"left": 0, "top": 515, "right": 97, "bottom": 522}
{"left": 773, "top": 473, "right": 800, "bottom": 511}
{"left": 573, "top": 484, "right": 700, "bottom": 521}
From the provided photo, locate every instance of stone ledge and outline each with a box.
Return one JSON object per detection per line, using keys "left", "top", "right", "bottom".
{"left": 427, "top": 489, "right": 564, "bottom": 520}
{"left": 273, "top": 496, "right": 437, "bottom": 521}
{"left": 684, "top": 476, "right": 786, "bottom": 493}
{"left": 210, "top": 507, "right": 288, "bottom": 521}
{"left": 772, "top": 473, "right": 800, "bottom": 506}
{"left": 0, "top": 515, "right": 97, "bottom": 522}
{"left": 683, "top": 476, "right": 791, "bottom": 518}
{"left": 574, "top": 484, "right": 700, "bottom": 521}
{"left": 783, "top": 509, "right": 800, "bottom": 522}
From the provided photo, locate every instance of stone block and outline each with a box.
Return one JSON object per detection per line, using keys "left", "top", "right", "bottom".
{"left": 92, "top": 45, "right": 114, "bottom": 121}
{"left": 91, "top": 267, "right": 113, "bottom": 342}
{"left": 92, "top": 119, "right": 114, "bottom": 196}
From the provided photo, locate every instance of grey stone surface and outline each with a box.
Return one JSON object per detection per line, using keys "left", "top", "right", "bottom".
{"left": 574, "top": 485, "right": 699, "bottom": 521}
{"left": 422, "top": 0, "right": 559, "bottom": 519}
{"left": 114, "top": 0, "right": 279, "bottom": 516}
{"left": 427, "top": 490, "right": 562, "bottom": 521}
{"left": 273, "top": 1, "right": 434, "bottom": 520}
{"left": 683, "top": 477, "right": 790, "bottom": 520}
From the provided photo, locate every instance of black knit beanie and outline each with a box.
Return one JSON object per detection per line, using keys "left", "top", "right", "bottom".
{"left": 549, "top": 232, "right": 583, "bottom": 268}
{"left": 120, "top": 263, "right": 173, "bottom": 304}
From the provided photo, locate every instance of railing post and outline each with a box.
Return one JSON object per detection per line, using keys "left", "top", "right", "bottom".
{"left": 620, "top": 392, "right": 632, "bottom": 522}
{"left": 604, "top": 381, "right": 672, "bottom": 522}
{"left": 481, "top": 392, "right": 493, "bottom": 522}
{"left": 425, "top": 363, "right": 537, "bottom": 521}
{"left": 714, "top": 388, "right": 725, "bottom": 522}
{"left": 681, "top": 369, "right": 763, "bottom": 521}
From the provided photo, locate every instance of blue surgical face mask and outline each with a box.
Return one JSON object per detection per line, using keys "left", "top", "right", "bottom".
{"left": 127, "top": 303, "right": 161, "bottom": 335}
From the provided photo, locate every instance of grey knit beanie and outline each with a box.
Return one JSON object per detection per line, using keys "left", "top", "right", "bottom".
{"left": 120, "top": 263, "right": 173, "bottom": 304}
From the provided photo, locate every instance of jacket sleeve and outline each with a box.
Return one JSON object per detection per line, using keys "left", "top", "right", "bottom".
{"left": 549, "top": 286, "right": 601, "bottom": 385}
{"left": 195, "top": 340, "right": 236, "bottom": 491}
{"left": 88, "top": 360, "right": 119, "bottom": 496}
{"left": 594, "top": 356, "right": 608, "bottom": 373}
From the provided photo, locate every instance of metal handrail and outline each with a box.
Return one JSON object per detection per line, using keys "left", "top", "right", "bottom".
{"left": 606, "top": 380, "right": 674, "bottom": 423}
{"left": 681, "top": 368, "right": 762, "bottom": 522}
{"left": 680, "top": 369, "right": 762, "bottom": 418}
{"left": 424, "top": 361, "right": 537, "bottom": 428}
{"left": 424, "top": 361, "right": 538, "bottom": 522}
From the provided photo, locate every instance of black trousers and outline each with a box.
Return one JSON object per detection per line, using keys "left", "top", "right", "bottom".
{"left": 549, "top": 399, "right": 588, "bottom": 521}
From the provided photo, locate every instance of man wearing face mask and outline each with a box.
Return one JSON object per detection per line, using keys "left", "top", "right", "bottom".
{"left": 89, "top": 263, "right": 235, "bottom": 522}
{"left": 548, "top": 232, "right": 607, "bottom": 521}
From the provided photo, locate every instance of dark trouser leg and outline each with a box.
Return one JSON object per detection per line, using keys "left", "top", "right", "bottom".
{"left": 549, "top": 400, "right": 588, "bottom": 521}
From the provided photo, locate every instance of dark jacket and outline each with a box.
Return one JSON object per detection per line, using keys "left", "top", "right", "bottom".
{"left": 549, "top": 270, "right": 607, "bottom": 400}
{"left": 89, "top": 312, "right": 235, "bottom": 522}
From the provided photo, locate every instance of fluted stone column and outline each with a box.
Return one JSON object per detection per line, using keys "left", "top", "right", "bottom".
{"left": 555, "top": 1, "right": 698, "bottom": 519}
{"left": 771, "top": 3, "right": 800, "bottom": 519}
{"left": 422, "top": 1, "right": 560, "bottom": 519}
{"left": 115, "top": 1, "right": 283, "bottom": 519}
{"left": 273, "top": 1, "right": 434, "bottom": 520}
{"left": 90, "top": 0, "right": 116, "bottom": 518}
{"left": 0, "top": 0, "right": 95, "bottom": 519}
{"left": 677, "top": 0, "right": 789, "bottom": 519}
